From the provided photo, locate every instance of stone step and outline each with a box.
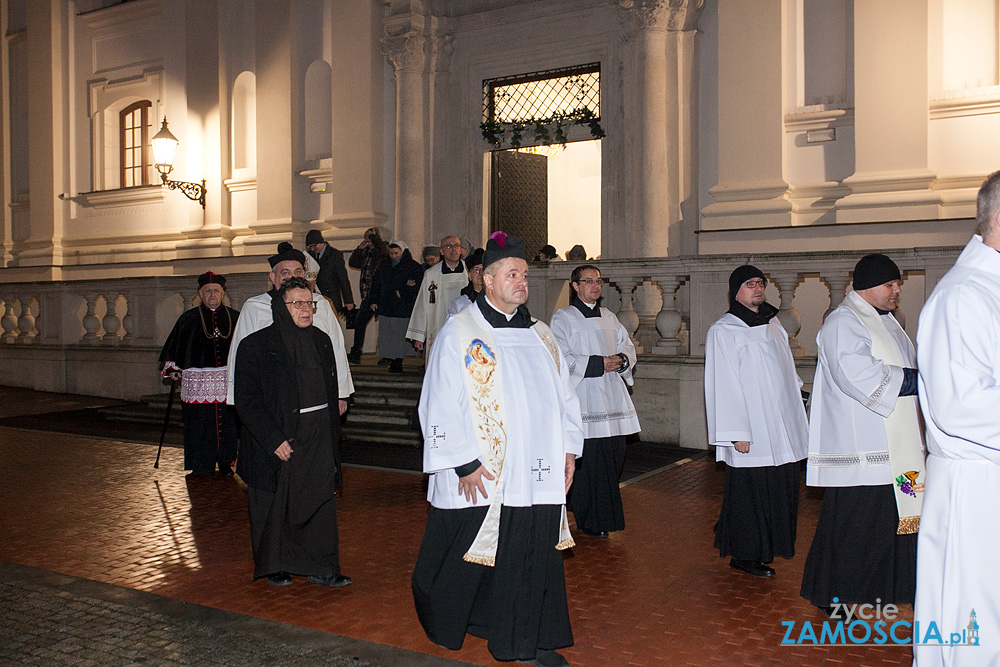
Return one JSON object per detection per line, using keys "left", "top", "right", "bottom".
{"left": 341, "top": 427, "right": 422, "bottom": 446}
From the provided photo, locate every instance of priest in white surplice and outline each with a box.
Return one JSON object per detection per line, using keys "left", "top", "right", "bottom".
{"left": 411, "top": 232, "right": 584, "bottom": 667}
{"left": 914, "top": 171, "right": 1000, "bottom": 667}
{"left": 406, "top": 235, "right": 467, "bottom": 354}
{"left": 550, "top": 264, "right": 639, "bottom": 539}
{"left": 705, "top": 265, "right": 808, "bottom": 579}
{"left": 225, "top": 245, "right": 353, "bottom": 409}
{"left": 801, "top": 254, "right": 924, "bottom": 613}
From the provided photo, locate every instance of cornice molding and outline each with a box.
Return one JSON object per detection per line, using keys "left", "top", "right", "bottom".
{"left": 71, "top": 186, "right": 166, "bottom": 210}
{"left": 78, "top": 0, "right": 162, "bottom": 31}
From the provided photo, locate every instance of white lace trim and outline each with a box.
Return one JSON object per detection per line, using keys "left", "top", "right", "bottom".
{"left": 582, "top": 408, "right": 638, "bottom": 424}
{"left": 180, "top": 367, "right": 228, "bottom": 404}
{"left": 808, "top": 450, "right": 891, "bottom": 468}
{"left": 863, "top": 366, "right": 893, "bottom": 411}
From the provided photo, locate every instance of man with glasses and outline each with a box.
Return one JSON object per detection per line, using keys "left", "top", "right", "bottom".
{"left": 407, "top": 235, "right": 467, "bottom": 355}
{"left": 704, "top": 265, "right": 808, "bottom": 578}
{"left": 226, "top": 244, "right": 353, "bottom": 409}
{"left": 234, "top": 277, "right": 352, "bottom": 589}
{"left": 550, "top": 264, "right": 639, "bottom": 539}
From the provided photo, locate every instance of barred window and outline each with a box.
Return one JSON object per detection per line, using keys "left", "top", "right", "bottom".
{"left": 119, "top": 100, "right": 151, "bottom": 188}
{"left": 483, "top": 63, "right": 600, "bottom": 125}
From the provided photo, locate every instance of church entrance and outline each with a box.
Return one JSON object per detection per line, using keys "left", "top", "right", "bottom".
{"left": 488, "top": 139, "right": 601, "bottom": 260}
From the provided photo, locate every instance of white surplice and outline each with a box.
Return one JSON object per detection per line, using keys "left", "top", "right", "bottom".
{"left": 406, "top": 262, "right": 467, "bottom": 348}
{"left": 806, "top": 290, "right": 916, "bottom": 487}
{"left": 914, "top": 234, "right": 1000, "bottom": 667}
{"left": 704, "top": 314, "right": 808, "bottom": 468}
{"left": 418, "top": 303, "right": 585, "bottom": 510}
{"left": 447, "top": 293, "right": 473, "bottom": 317}
{"left": 225, "top": 292, "right": 354, "bottom": 404}
{"left": 549, "top": 304, "right": 640, "bottom": 439}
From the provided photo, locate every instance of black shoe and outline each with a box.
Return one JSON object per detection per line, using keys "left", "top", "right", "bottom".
{"left": 217, "top": 465, "right": 234, "bottom": 477}
{"left": 347, "top": 349, "right": 362, "bottom": 365}
{"left": 581, "top": 528, "right": 609, "bottom": 538}
{"left": 519, "top": 649, "right": 570, "bottom": 667}
{"left": 417, "top": 364, "right": 426, "bottom": 373}
{"left": 729, "top": 558, "right": 775, "bottom": 578}
{"left": 377, "top": 357, "right": 392, "bottom": 366}
{"left": 388, "top": 359, "right": 403, "bottom": 373}
{"left": 308, "top": 573, "right": 353, "bottom": 588}
{"left": 266, "top": 572, "right": 293, "bottom": 587}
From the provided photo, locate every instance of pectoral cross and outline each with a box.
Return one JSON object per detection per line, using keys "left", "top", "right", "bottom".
{"left": 429, "top": 425, "right": 446, "bottom": 449}
{"left": 428, "top": 281, "right": 438, "bottom": 304}
{"left": 531, "top": 458, "right": 551, "bottom": 482}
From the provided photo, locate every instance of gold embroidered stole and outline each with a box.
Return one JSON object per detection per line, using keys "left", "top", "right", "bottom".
{"left": 843, "top": 295, "right": 925, "bottom": 534}
{"left": 454, "top": 307, "right": 574, "bottom": 566}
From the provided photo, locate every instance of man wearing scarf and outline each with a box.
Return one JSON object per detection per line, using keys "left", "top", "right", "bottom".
{"left": 225, "top": 244, "right": 353, "bottom": 407}
{"left": 412, "top": 232, "right": 584, "bottom": 667}
{"left": 550, "top": 264, "right": 639, "bottom": 539}
{"left": 801, "top": 254, "right": 924, "bottom": 613}
{"left": 914, "top": 171, "right": 1000, "bottom": 667}
{"left": 159, "top": 272, "right": 241, "bottom": 476}
{"left": 704, "top": 265, "right": 808, "bottom": 578}
{"left": 234, "top": 277, "right": 352, "bottom": 589}
{"left": 446, "top": 248, "right": 484, "bottom": 316}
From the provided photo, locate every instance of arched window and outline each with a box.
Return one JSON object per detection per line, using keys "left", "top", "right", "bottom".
{"left": 119, "top": 100, "right": 151, "bottom": 188}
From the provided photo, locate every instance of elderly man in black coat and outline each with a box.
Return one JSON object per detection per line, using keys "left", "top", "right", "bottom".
{"left": 234, "top": 277, "right": 352, "bottom": 589}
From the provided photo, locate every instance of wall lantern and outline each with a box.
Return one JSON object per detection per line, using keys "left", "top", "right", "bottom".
{"left": 150, "top": 117, "right": 207, "bottom": 209}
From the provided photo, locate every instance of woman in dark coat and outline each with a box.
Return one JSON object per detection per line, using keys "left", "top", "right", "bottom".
{"left": 234, "top": 277, "right": 351, "bottom": 588}
{"left": 367, "top": 241, "right": 423, "bottom": 373}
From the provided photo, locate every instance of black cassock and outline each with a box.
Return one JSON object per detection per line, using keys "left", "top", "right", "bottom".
{"left": 159, "top": 304, "right": 240, "bottom": 474}
{"left": 234, "top": 296, "right": 344, "bottom": 580}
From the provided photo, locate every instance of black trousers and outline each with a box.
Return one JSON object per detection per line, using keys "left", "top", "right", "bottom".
{"left": 351, "top": 298, "right": 376, "bottom": 352}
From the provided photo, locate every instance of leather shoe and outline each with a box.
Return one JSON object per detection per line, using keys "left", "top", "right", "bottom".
{"left": 581, "top": 528, "right": 609, "bottom": 538}
{"left": 347, "top": 349, "right": 362, "bottom": 365}
{"left": 308, "top": 573, "right": 353, "bottom": 588}
{"left": 729, "top": 558, "right": 775, "bottom": 578}
{"left": 266, "top": 572, "right": 293, "bottom": 587}
{"left": 518, "top": 649, "right": 570, "bottom": 667}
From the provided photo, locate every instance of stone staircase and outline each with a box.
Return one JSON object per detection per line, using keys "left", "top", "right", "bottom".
{"left": 97, "top": 356, "right": 425, "bottom": 448}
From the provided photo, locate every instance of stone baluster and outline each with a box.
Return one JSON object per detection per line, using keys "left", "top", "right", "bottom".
{"left": 823, "top": 271, "right": 851, "bottom": 321}
{"left": 81, "top": 294, "right": 101, "bottom": 344}
{"left": 17, "top": 295, "right": 36, "bottom": 343}
{"left": 185, "top": 293, "right": 197, "bottom": 311}
{"left": 102, "top": 294, "right": 122, "bottom": 344}
{"left": 652, "top": 275, "right": 684, "bottom": 355}
{"left": 1, "top": 297, "right": 18, "bottom": 343}
{"left": 770, "top": 272, "right": 804, "bottom": 357}
{"left": 610, "top": 278, "right": 642, "bottom": 354}
{"left": 121, "top": 293, "right": 133, "bottom": 343}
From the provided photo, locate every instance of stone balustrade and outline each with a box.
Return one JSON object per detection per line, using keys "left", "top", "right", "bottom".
{"left": 526, "top": 244, "right": 965, "bottom": 358}
{"left": 0, "top": 246, "right": 968, "bottom": 443}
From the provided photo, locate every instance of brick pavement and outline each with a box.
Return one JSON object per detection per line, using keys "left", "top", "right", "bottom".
{"left": 0, "top": 423, "right": 915, "bottom": 666}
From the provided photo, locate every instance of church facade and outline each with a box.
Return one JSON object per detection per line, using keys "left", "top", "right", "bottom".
{"left": 0, "top": 0, "right": 995, "bottom": 445}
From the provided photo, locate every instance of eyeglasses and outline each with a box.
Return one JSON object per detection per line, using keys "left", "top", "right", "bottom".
{"left": 577, "top": 279, "right": 602, "bottom": 285}
{"left": 285, "top": 300, "right": 317, "bottom": 312}
{"left": 743, "top": 279, "right": 766, "bottom": 289}
{"left": 441, "top": 243, "right": 461, "bottom": 250}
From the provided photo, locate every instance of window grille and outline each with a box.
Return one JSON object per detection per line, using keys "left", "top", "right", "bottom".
{"left": 483, "top": 63, "right": 600, "bottom": 125}
{"left": 120, "top": 100, "right": 151, "bottom": 188}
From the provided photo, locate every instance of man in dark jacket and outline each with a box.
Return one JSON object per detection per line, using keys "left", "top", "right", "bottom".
{"left": 368, "top": 241, "right": 423, "bottom": 373}
{"left": 347, "top": 227, "right": 389, "bottom": 364}
{"left": 234, "top": 277, "right": 352, "bottom": 589}
{"left": 305, "top": 229, "right": 355, "bottom": 312}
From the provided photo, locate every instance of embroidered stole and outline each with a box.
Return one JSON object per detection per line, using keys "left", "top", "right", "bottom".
{"left": 454, "top": 306, "right": 575, "bottom": 566}
{"left": 842, "top": 296, "right": 925, "bottom": 534}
